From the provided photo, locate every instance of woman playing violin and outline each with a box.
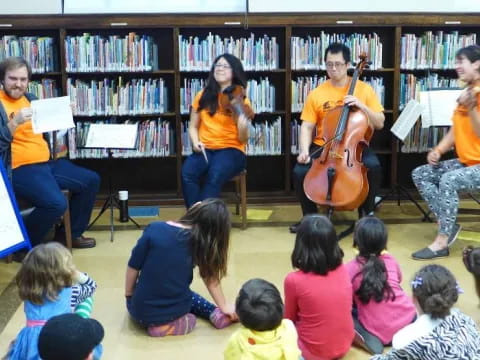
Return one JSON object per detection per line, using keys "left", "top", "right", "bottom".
{"left": 182, "top": 54, "right": 254, "bottom": 208}
{"left": 290, "top": 43, "right": 385, "bottom": 233}
{"left": 412, "top": 45, "right": 480, "bottom": 260}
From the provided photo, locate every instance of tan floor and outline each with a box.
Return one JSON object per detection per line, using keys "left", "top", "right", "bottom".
{"left": 1, "top": 204, "right": 480, "bottom": 359}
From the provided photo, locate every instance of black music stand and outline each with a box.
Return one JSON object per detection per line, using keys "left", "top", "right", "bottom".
{"left": 82, "top": 123, "right": 141, "bottom": 242}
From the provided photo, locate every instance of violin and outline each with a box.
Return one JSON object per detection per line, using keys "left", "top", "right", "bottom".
{"left": 303, "top": 54, "right": 373, "bottom": 211}
{"left": 220, "top": 85, "right": 255, "bottom": 121}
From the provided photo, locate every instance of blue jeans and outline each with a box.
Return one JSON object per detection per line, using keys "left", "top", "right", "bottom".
{"left": 181, "top": 148, "right": 246, "bottom": 208}
{"left": 12, "top": 159, "right": 100, "bottom": 246}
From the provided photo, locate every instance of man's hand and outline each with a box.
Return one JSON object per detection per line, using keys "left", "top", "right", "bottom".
{"left": 12, "top": 107, "right": 32, "bottom": 126}
{"left": 297, "top": 151, "right": 311, "bottom": 164}
{"left": 344, "top": 95, "right": 366, "bottom": 111}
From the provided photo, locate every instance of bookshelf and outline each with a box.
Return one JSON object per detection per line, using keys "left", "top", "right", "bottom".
{"left": 1, "top": 13, "right": 479, "bottom": 204}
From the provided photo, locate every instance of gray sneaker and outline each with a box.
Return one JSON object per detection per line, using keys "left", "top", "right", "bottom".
{"left": 447, "top": 224, "right": 462, "bottom": 247}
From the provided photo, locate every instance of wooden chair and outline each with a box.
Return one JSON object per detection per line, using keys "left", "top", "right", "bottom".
{"left": 5, "top": 189, "right": 72, "bottom": 263}
{"left": 229, "top": 169, "right": 247, "bottom": 230}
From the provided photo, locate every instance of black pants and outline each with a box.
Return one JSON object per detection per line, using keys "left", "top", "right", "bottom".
{"left": 293, "top": 144, "right": 382, "bottom": 217}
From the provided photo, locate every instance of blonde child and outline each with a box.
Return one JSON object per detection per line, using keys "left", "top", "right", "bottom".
{"left": 6, "top": 242, "right": 99, "bottom": 360}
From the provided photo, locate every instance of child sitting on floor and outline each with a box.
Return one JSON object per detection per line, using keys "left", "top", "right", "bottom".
{"left": 372, "top": 264, "right": 480, "bottom": 359}
{"left": 346, "top": 216, "right": 416, "bottom": 354}
{"left": 224, "top": 278, "right": 301, "bottom": 360}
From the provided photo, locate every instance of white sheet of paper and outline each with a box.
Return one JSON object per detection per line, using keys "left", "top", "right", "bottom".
{"left": 85, "top": 124, "right": 138, "bottom": 149}
{"left": 31, "top": 96, "right": 75, "bottom": 134}
{"left": 391, "top": 100, "right": 425, "bottom": 141}
{"left": 419, "top": 90, "right": 462, "bottom": 128}
{"left": 0, "top": 172, "right": 26, "bottom": 251}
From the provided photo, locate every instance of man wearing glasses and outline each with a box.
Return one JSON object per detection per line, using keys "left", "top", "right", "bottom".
{"left": 290, "top": 43, "right": 385, "bottom": 233}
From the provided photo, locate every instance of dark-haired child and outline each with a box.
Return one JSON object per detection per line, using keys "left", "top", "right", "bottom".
{"left": 463, "top": 246, "right": 480, "bottom": 299}
{"left": 284, "top": 215, "right": 354, "bottom": 360}
{"left": 224, "top": 279, "right": 301, "bottom": 360}
{"left": 372, "top": 264, "right": 480, "bottom": 359}
{"left": 346, "top": 216, "right": 416, "bottom": 354}
{"left": 125, "top": 199, "right": 237, "bottom": 337}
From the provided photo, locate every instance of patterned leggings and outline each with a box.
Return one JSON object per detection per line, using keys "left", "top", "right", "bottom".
{"left": 412, "top": 158, "right": 480, "bottom": 236}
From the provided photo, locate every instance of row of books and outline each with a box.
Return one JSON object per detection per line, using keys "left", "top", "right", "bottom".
{"left": 400, "top": 31, "right": 477, "bottom": 70}
{"left": 178, "top": 33, "right": 279, "bottom": 71}
{"left": 180, "top": 78, "right": 205, "bottom": 114}
{"left": 401, "top": 122, "right": 450, "bottom": 153}
{"left": 291, "top": 76, "right": 385, "bottom": 113}
{"left": 290, "top": 119, "right": 301, "bottom": 155}
{"left": 27, "top": 79, "right": 60, "bottom": 99}
{"left": 68, "top": 119, "right": 175, "bottom": 159}
{"left": 246, "top": 117, "right": 282, "bottom": 155}
{"left": 181, "top": 117, "right": 282, "bottom": 156}
{"left": 64, "top": 33, "right": 159, "bottom": 72}
{"left": 0, "top": 36, "right": 57, "bottom": 73}
{"left": 291, "top": 33, "right": 383, "bottom": 70}
{"left": 67, "top": 77, "right": 169, "bottom": 116}
{"left": 180, "top": 78, "right": 276, "bottom": 114}
{"left": 399, "top": 73, "right": 460, "bottom": 109}
{"left": 245, "top": 78, "right": 276, "bottom": 113}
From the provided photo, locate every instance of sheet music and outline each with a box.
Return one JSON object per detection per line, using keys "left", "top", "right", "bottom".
{"left": 419, "top": 90, "right": 462, "bottom": 128}
{"left": 391, "top": 100, "right": 424, "bottom": 141}
{"left": 0, "top": 170, "right": 26, "bottom": 251}
{"left": 85, "top": 124, "right": 138, "bottom": 149}
{"left": 31, "top": 96, "right": 75, "bottom": 134}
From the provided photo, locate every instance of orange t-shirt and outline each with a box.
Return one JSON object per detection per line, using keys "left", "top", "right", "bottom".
{"left": 0, "top": 90, "right": 50, "bottom": 169}
{"left": 300, "top": 79, "right": 384, "bottom": 146}
{"left": 192, "top": 90, "right": 252, "bottom": 153}
{"left": 452, "top": 94, "right": 480, "bottom": 166}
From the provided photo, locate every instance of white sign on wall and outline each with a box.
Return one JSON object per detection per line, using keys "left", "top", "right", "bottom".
{"left": 64, "top": 0, "right": 246, "bottom": 14}
{"left": 249, "top": 0, "right": 480, "bottom": 13}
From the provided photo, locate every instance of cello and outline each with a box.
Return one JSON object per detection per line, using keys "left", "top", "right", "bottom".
{"left": 303, "top": 54, "right": 373, "bottom": 211}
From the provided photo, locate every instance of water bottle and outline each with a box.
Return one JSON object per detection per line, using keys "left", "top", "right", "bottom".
{"left": 118, "top": 190, "right": 129, "bottom": 223}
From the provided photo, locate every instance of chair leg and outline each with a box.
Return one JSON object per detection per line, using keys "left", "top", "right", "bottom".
{"left": 63, "top": 192, "right": 73, "bottom": 252}
{"left": 235, "top": 178, "right": 240, "bottom": 215}
{"left": 240, "top": 173, "right": 247, "bottom": 230}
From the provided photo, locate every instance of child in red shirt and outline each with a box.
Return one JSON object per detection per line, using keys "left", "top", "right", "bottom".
{"left": 284, "top": 215, "right": 354, "bottom": 360}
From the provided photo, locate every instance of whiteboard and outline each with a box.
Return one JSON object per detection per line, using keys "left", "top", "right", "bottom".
{"left": 0, "top": 161, "right": 31, "bottom": 257}
{"left": 64, "top": 0, "right": 246, "bottom": 14}
{"left": 249, "top": 0, "right": 480, "bottom": 13}
{"left": 0, "top": 0, "right": 62, "bottom": 14}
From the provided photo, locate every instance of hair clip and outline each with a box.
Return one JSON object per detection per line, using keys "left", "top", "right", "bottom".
{"left": 456, "top": 282, "right": 464, "bottom": 294}
{"left": 411, "top": 276, "right": 423, "bottom": 289}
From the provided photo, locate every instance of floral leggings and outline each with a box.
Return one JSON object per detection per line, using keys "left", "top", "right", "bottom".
{"left": 412, "top": 158, "right": 480, "bottom": 236}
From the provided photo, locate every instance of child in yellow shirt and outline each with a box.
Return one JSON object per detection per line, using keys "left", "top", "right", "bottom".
{"left": 224, "top": 279, "right": 301, "bottom": 360}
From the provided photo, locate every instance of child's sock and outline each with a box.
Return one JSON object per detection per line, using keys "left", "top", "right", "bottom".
{"left": 75, "top": 297, "right": 94, "bottom": 318}
{"left": 209, "top": 308, "right": 233, "bottom": 329}
{"left": 147, "top": 313, "right": 196, "bottom": 337}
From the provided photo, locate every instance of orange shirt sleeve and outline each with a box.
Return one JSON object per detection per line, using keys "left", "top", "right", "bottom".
{"left": 192, "top": 90, "right": 203, "bottom": 112}
{"left": 363, "top": 84, "right": 384, "bottom": 113}
{"left": 300, "top": 91, "right": 319, "bottom": 124}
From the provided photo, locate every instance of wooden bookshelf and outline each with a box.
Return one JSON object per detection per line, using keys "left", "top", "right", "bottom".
{"left": 1, "top": 13, "right": 479, "bottom": 204}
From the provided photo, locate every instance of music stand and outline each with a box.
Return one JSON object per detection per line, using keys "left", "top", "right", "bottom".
{"left": 82, "top": 123, "right": 141, "bottom": 242}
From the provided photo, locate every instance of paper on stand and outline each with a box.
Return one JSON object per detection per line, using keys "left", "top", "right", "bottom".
{"left": 391, "top": 100, "right": 424, "bottom": 141}
{"left": 419, "top": 90, "right": 462, "bottom": 128}
{"left": 85, "top": 123, "right": 138, "bottom": 149}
